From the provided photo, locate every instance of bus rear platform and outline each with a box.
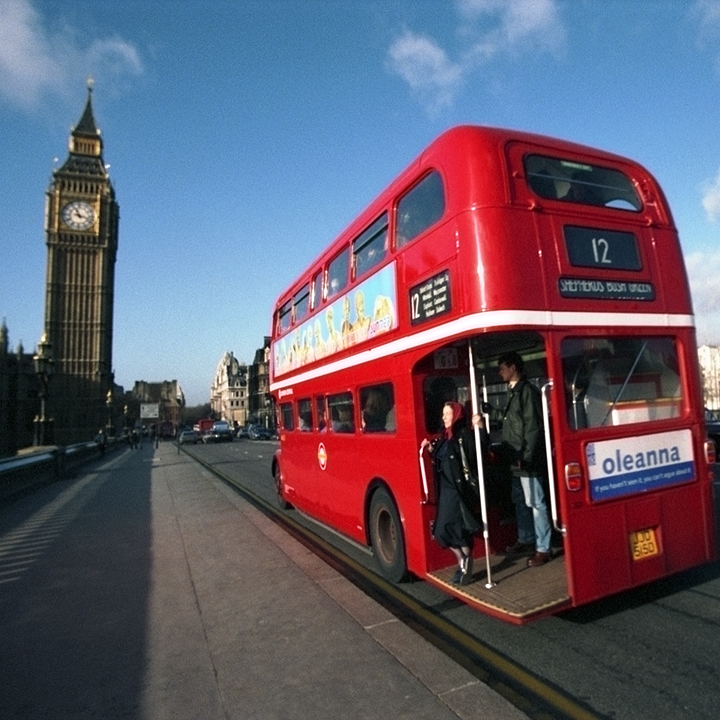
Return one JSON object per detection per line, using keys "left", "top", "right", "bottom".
{"left": 0, "top": 441, "right": 526, "bottom": 720}
{"left": 429, "top": 552, "right": 570, "bottom": 622}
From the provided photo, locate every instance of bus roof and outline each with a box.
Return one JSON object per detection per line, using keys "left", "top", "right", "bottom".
{"left": 272, "top": 124, "right": 667, "bottom": 311}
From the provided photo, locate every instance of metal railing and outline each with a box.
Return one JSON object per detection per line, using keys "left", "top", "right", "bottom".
{"left": 0, "top": 436, "right": 126, "bottom": 501}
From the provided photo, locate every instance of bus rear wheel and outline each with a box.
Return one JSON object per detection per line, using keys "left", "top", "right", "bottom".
{"left": 274, "top": 464, "right": 291, "bottom": 510}
{"left": 369, "top": 487, "right": 408, "bottom": 583}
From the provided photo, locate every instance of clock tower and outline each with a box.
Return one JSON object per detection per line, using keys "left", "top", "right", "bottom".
{"left": 44, "top": 82, "right": 119, "bottom": 445}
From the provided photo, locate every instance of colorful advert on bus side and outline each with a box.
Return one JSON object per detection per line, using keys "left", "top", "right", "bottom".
{"left": 586, "top": 429, "right": 695, "bottom": 502}
{"left": 273, "top": 264, "right": 398, "bottom": 376}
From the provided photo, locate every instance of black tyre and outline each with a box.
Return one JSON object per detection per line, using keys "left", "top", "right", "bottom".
{"left": 368, "top": 487, "right": 408, "bottom": 582}
{"left": 273, "top": 464, "right": 292, "bottom": 510}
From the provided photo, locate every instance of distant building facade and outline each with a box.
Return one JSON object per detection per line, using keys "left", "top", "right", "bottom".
{"left": 248, "top": 337, "right": 273, "bottom": 429}
{"left": 43, "top": 85, "right": 119, "bottom": 444}
{"left": 127, "top": 380, "right": 185, "bottom": 431}
{"left": 210, "top": 352, "right": 248, "bottom": 426}
{"left": 0, "top": 323, "right": 39, "bottom": 457}
{"left": 697, "top": 345, "right": 720, "bottom": 411}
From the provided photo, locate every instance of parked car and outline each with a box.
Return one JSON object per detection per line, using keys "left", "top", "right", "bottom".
{"left": 178, "top": 430, "right": 199, "bottom": 445}
{"left": 705, "top": 408, "right": 720, "bottom": 453}
{"left": 248, "top": 425, "right": 274, "bottom": 440}
{"left": 202, "top": 421, "right": 234, "bottom": 443}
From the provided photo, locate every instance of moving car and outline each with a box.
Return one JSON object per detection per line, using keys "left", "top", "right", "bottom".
{"left": 248, "top": 425, "right": 274, "bottom": 441}
{"left": 202, "top": 421, "right": 234, "bottom": 443}
{"left": 178, "top": 430, "right": 199, "bottom": 445}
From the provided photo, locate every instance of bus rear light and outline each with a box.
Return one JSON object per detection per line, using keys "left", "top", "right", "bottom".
{"left": 565, "top": 462, "right": 583, "bottom": 492}
{"left": 705, "top": 439, "right": 716, "bottom": 466}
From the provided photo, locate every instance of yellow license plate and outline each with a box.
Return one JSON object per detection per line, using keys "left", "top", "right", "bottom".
{"left": 630, "top": 528, "right": 659, "bottom": 560}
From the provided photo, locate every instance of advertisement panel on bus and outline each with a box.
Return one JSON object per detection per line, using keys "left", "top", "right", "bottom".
{"left": 273, "top": 263, "right": 398, "bottom": 376}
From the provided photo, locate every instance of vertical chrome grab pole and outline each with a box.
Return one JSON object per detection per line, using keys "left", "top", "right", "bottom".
{"left": 541, "top": 381, "right": 565, "bottom": 535}
{"left": 482, "top": 374, "right": 490, "bottom": 429}
{"left": 419, "top": 446, "right": 429, "bottom": 504}
{"left": 469, "top": 342, "right": 496, "bottom": 588}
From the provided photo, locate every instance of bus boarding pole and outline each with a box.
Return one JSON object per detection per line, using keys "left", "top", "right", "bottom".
{"left": 481, "top": 374, "right": 490, "bottom": 429}
{"left": 468, "top": 342, "right": 496, "bottom": 588}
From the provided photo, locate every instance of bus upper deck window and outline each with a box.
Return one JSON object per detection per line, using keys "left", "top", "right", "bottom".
{"left": 327, "top": 247, "right": 350, "bottom": 300}
{"left": 311, "top": 271, "right": 323, "bottom": 309}
{"left": 396, "top": 171, "right": 445, "bottom": 248}
{"left": 293, "top": 284, "right": 310, "bottom": 323}
{"left": 524, "top": 155, "right": 642, "bottom": 211}
{"left": 353, "top": 213, "right": 388, "bottom": 279}
{"left": 278, "top": 301, "right": 292, "bottom": 334}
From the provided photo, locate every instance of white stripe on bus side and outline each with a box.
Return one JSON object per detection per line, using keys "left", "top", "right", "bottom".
{"left": 269, "top": 309, "right": 695, "bottom": 392}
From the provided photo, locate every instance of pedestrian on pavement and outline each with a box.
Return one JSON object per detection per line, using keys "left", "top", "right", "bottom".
{"left": 95, "top": 428, "right": 107, "bottom": 456}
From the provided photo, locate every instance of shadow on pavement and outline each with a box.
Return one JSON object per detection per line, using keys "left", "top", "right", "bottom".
{"left": 0, "top": 447, "right": 153, "bottom": 718}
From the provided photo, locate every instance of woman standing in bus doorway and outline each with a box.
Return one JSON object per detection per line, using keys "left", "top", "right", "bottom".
{"left": 422, "top": 402, "right": 484, "bottom": 585}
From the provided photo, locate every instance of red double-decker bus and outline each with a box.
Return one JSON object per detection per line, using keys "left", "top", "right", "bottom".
{"left": 269, "top": 126, "right": 716, "bottom": 623}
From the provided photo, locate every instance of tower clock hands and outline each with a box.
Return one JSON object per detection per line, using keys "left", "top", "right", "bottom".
{"left": 61, "top": 201, "right": 95, "bottom": 230}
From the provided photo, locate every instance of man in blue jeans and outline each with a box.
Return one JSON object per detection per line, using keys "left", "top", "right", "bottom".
{"left": 493, "top": 351, "right": 552, "bottom": 567}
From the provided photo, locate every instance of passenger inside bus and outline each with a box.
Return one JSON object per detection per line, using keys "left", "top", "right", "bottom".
{"left": 490, "top": 352, "right": 552, "bottom": 567}
{"left": 361, "top": 384, "right": 395, "bottom": 432}
{"left": 332, "top": 405, "right": 354, "bottom": 433}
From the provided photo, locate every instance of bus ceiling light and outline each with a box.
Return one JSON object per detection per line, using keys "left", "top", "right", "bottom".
{"left": 565, "top": 462, "right": 583, "bottom": 492}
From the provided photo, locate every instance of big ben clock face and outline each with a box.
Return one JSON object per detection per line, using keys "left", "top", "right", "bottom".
{"left": 61, "top": 200, "right": 95, "bottom": 231}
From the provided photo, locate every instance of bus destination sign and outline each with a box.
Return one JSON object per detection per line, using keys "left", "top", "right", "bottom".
{"left": 559, "top": 276, "right": 655, "bottom": 301}
{"left": 410, "top": 269, "right": 451, "bottom": 325}
{"left": 564, "top": 226, "right": 641, "bottom": 270}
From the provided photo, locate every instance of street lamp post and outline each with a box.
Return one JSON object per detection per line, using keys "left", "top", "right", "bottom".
{"left": 33, "top": 333, "right": 54, "bottom": 446}
{"left": 106, "top": 389, "right": 113, "bottom": 435}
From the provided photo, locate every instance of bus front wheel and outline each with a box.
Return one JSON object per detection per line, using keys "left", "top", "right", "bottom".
{"left": 369, "top": 487, "right": 408, "bottom": 583}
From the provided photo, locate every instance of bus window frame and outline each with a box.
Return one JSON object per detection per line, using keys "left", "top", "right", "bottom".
{"left": 360, "top": 382, "right": 395, "bottom": 433}
{"left": 311, "top": 270, "right": 323, "bottom": 310}
{"left": 326, "top": 247, "right": 350, "bottom": 301}
{"left": 315, "top": 395, "right": 327, "bottom": 432}
{"left": 353, "top": 213, "right": 389, "bottom": 281}
{"left": 560, "top": 335, "right": 683, "bottom": 431}
{"left": 279, "top": 401, "right": 294, "bottom": 431}
{"left": 293, "top": 283, "right": 310, "bottom": 324}
{"left": 395, "top": 170, "right": 446, "bottom": 249}
{"left": 523, "top": 153, "right": 643, "bottom": 212}
{"left": 327, "top": 391, "right": 355, "bottom": 433}
{"left": 297, "top": 397, "right": 313, "bottom": 432}
{"left": 277, "top": 300, "right": 292, "bottom": 334}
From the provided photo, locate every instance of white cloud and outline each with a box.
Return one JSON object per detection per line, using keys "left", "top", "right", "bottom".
{"left": 0, "top": 0, "right": 142, "bottom": 110}
{"left": 387, "top": 0, "right": 565, "bottom": 115}
{"left": 701, "top": 169, "right": 720, "bottom": 221}
{"left": 691, "top": 0, "right": 720, "bottom": 35}
{"left": 387, "top": 30, "right": 464, "bottom": 115}
{"left": 460, "top": 0, "right": 565, "bottom": 58}
{"left": 686, "top": 249, "right": 720, "bottom": 344}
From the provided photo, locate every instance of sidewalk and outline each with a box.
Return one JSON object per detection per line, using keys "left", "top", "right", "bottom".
{"left": 0, "top": 442, "right": 526, "bottom": 719}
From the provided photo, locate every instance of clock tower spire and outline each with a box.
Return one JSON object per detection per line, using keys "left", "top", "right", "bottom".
{"left": 44, "top": 81, "right": 119, "bottom": 444}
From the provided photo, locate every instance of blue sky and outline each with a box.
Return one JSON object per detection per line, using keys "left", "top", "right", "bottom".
{"left": 2, "top": 0, "right": 720, "bottom": 406}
